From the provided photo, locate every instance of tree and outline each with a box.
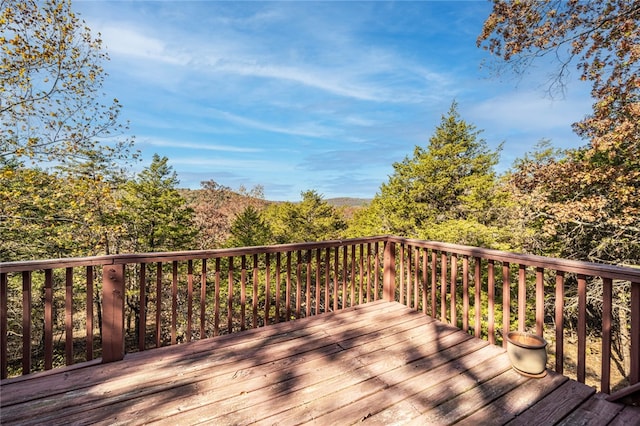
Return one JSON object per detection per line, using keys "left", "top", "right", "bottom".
{"left": 350, "top": 102, "right": 513, "bottom": 248}
{"left": 1, "top": 0, "right": 135, "bottom": 163}
{"left": 1, "top": 0, "right": 137, "bottom": 260}
{"left": 120, "top": 154, "right": 196, "bottom": 253}
{"left": 264, "top": 190, "right": 347, "bottom": 244}
{"left": 0, "top": 158, "right": 67, "bottom": 261}
{"left": 477, "top": 0, "right": 639, "bottom": 260}
{"left": 227, "top": 205, "right": 272, "bottom": 248}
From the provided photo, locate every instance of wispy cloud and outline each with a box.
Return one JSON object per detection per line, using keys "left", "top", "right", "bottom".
{"left": 74, "top": 1, "right": 591, "bottom": 200}
{"left": 139, "top": 138, "right": 263, "bottom": 153}
{"left": 207, "top": 109, "right": 337, "bottom": 139}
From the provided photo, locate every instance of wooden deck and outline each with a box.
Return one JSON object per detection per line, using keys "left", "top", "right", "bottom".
{"left": 1, "top": 301, "right": 638, "bottom": 425}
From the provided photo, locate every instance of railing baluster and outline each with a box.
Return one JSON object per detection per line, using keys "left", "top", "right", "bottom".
{"left": 518, "top": 264, "right": 526, "bottom": 332}
{"left": 601, "top": 277, "right": 612, "bottom": 393}
{"left": 413, "top": 246, "right": 419, "bottom": 310}
{"left": 265, "top": 253, "right": 271, "bottom": 325}
{"left": 474, "top": 257, "right": 481, "bottom": 338}
{"left": 431, "top": 251, "right": 437, "bottom": 319}
{"left": 451, "top": 254, "right": 458, "bottom": 326}
{"left": 306, "top": 250, "right": 312, "bottom": 317}
{"left": 286, "top": 252, "right": 292, "bottom": 321}
{"left": 555, "top": 271, "right": 565, "bottom": 374}
{"left": 200, "top": 259, "right": 207, "bottom": 338}
{"left": 65, "top": 267, "right": 73, "bottom": 365}
{"left": 535, "top": 267, "right": 544, "bottom": 336}
{"left": 462, "top": 256, "right": 469, "bottom": 333}
{"left": 358, "top": 244, "right": 364, "bottom": 305}
{"left": 187, "top": 260, "right": 193, "bottom": 343}
{"left": 214, "top": 258, "right": 220, "bottom": 336}
{"left": 275, "top": 253, "right": 281, "bottom": 323}
{"left": 253, "top": 254, "right": 258, "bottom": 328}
{"left": 324, "top": 248, "right": 331, "bottom": 312}
{"left": 342, "top": 246, "right": 348, "bottom": 307}
{"left": 577, "top": 274, "right": 587, "bottom": 383}
{"left": 383, "top": 241, "right": 395, "bottom": 302}
{"left": 488, "top": 260, "right": 495, "bottom": 345}
{"left": 631, "top": 281, "right": 640, "bottom": 385}
{"left": 296, "top": 250, "right": 302, "bottom": 319}
{"left": 240, "top": 256, "right": 247, "bottom": 331}
{"left": 374, "top": 242, "right": 380, "bottom": 302}
{"left": 350, "top": 246, "right": 356, "bottom": 306}
{"left": 315, "top": 250, "right": 321, "bottom": 315}
{"left": 399, "top": 244, "right": 405, "bottom": 306}
{"left": 139, "top": 263, "right": 146, "bottom": 350}
{"left": 22, "top": 271, "right": 32, "bottom": 374}
{"left": 44, "top": 269, "right": 53, "bottom": 369}
{"left": 441, "top": 252, "right": 447, "bottom": 323}
{"left": 406, "top": 245, "right": 412, "bottom": 307}
{"left": 1, "top": 272, "right": 7, "bottom": 379}
{"left": 332, "top": 247, "right": 338, "bottom": 311}
{"left": 502, "top": 262, "right": 510, "bottom": 348}
{"left": 155, "top": 262, "right": 162, "bottom": 347}
{"left": 422, "top": 249, "right": 428, "bottom": 315}
{"left": 86, "top": 266, "right": 94, "bottom": 361}
{"left": 367, "top": 243, "right": 373, "bottom": 304}
{"left": 228, "top": 256, "right": 234, "bottom": 333}
{"left": 171, "top": 261, "right": 178, "bottom": 345}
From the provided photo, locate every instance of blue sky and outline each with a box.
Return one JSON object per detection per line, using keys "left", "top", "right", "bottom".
{"left": 75, "top": 1, "right": 592, "bottom": 201}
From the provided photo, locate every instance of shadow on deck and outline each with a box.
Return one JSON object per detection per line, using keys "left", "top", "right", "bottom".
{"left": 1, "top": 301, "right": 638, "bottom": 425}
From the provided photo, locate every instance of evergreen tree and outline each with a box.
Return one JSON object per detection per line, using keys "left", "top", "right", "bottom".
{"left": 227, "top": 206, "right": 272, "bottom": 248}
{"left": 350, "top": 102, "right": 513, "bottom": 248}
{"left": 120, "top": 154, "right": 196, "bottom": 253}
{"left": 264, "top": 190, "right": 346, "bottom": 243}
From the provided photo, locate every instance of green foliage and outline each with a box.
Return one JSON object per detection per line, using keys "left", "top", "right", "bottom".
{"left": 1, "top": 0, "right": 136, "bottom": 165}
{"left": 228, "top": 206, "right": 273, "bottom": 248}
{"left": 350, "top": 102, "right": 514, "bottom": 249}
{"left": 264, "top": 190, "right": 347, "bottom": 243}
{"left": 119, "top": 154, "right": 196, "bottom": 253}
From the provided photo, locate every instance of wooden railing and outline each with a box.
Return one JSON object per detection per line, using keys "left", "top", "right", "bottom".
{"left": 1, "top": 236, "right": 639, "bottom": 395}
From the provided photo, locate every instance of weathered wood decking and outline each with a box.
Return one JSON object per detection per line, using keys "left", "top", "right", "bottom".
{"left": 1, "top": 301, "right": 638, "bottom": 425}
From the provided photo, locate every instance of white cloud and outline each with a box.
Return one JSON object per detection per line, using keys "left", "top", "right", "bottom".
{"left": 100, "top": 26, "right": 190, "bottom": 65}
{"left": 468, "top": 90, "right": 591, "bottom": 132}
{"left": 140, "top": 138, "right": 262, "bottom": 153}
{"left": 207, "top": 109, "right": 337, "bottom": 139}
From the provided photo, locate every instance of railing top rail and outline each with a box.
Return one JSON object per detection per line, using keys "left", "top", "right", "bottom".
{"left": 388, "top": 236, "right": 640, "bottom": 282}
{"left": 0, "top": 236, "right": 387, "bottom": 273}
{"left": 2, "top": 235, "right": 639, "bottom": 282}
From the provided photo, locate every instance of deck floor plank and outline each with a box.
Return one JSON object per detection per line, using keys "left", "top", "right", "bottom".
{"left": 556, "top": 393, "right": 626, "bottom": 426}
{"left": 55, "top": 311, "right": 444, "bottom": 425}
{"left": 505, "top": 379, "right": 596, "bottom": 425}
{"left": 1, "top": 301, "right": 634, "bottom": 426}
{"left": 608, "top": 405, "right": 640, "bottom": 426}
{"left": 454, "top": 370, "right": 569, "bottom": 425}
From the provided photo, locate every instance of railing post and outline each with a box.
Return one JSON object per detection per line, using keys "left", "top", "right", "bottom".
{"left": 102, "top": 264, "right": 125, "bottom": 363}
{"left": 631, "top": 281, "right": 640, "bottom": 385}
{"left": 383, "top": 241, "right": 396, "bottom": 302}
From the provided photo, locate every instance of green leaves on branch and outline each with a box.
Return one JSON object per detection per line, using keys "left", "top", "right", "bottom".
{"left": 350, "top": 102, "right": 514, "bottom": 249}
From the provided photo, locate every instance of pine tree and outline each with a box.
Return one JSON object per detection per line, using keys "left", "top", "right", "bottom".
{"left": 120, "top": 154, "right": 196, "bottom": 253}
{"left": 227, "top": 206, "right": 272, "bottom": 248}
{"left": 264, "top": 190, "right": 346, "bottom": 243}
{"left": 350, "top": 102, "right": 513, "bottom": 248}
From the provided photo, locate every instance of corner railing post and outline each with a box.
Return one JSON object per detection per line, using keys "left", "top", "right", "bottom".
{"left": 383, "top": 240, "right": 396, "bottom": 302}
{"left": 102, "top": 264, "right": 125, "bottom": 363}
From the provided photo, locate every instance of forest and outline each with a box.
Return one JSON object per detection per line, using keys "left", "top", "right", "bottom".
{"left": 1, "top": 0, "right": 638, "bottom": 385}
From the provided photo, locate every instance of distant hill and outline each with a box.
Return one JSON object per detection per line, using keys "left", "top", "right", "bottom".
{"left": 325, "top": 197, "right": 371, "bottom": 207}
{"left": 181, "top": 188, "right": 370, "bottom": 208}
